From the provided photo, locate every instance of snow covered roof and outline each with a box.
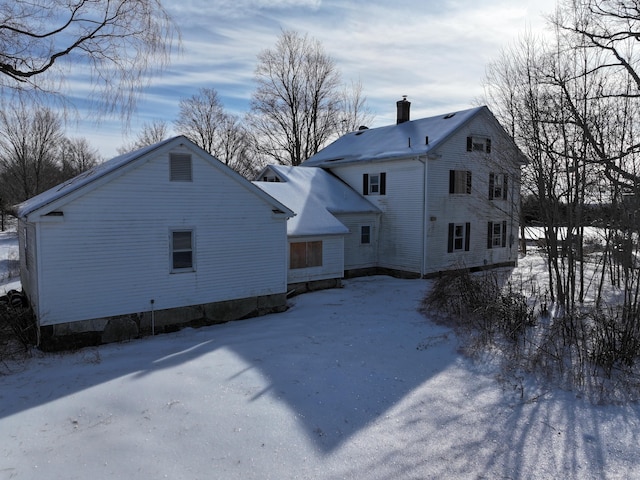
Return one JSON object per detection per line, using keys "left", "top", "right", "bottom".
{"left": 15, "top": 137, "right": 181, "bottom": 218}
{"left": 15, "top": 136, "right": 293, "bottom": 220}
{"left": 253, "top": 165, "right": 379, "bottom": 237}
{"left": 303, "top": 106, "right": 488, "bottom": 167}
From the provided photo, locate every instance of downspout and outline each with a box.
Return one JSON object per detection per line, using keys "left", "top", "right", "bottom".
{"left": 34, "top": 219, "right": 43, "bottom": 347}
{"left": 418, "top": 155, "right": 428, "bottom": 277}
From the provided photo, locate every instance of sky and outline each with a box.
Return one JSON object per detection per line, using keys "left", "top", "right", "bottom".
{"left": 68, "top": 0, "right": 559, "bottom": 159}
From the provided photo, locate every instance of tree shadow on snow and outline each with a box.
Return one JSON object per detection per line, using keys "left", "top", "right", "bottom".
{"left": 0, "top": 276, "right": 457, "bottom": 453}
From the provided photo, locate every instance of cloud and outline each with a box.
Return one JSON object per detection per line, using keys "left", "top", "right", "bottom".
{"left": 58, "top": 0, "right": 559, "bottom": 158}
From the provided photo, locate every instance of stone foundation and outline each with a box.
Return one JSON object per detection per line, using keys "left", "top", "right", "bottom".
{"left": 286, "top": 278, "right": 342, "bottom": 297}
{"left": 38, "top": 292, "right": 288, "bottom": 351}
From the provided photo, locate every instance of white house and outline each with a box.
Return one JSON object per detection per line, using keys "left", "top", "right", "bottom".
{"left": 253, "top": 165, "right": 380, "bottom": 293}
{"left": 14, "top": 136, "right": 293, "bottom": 349}
{"left": 302, "top": 101, "right": 527, "bottom": 277}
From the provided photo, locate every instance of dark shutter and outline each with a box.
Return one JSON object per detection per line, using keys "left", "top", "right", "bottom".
{"left": 447, "top": 223, "right": 454, "bottom": 253}
{"left": 466, "top": 171, "right": 472, "bottom": 194}
{"left": 488, "top": 173, "right": 495, "bottom": 200}
{"left": 502, "top": 221, "right": 507, "bottom": 247}
{"left": 449, "top": 170, "right": 455, "bottom": 194}
{"left": 380, "top": 172, "right": 386, "bottom": 195}
{"left": 466, "top": 137, "right": 472, "bottom": 152}
{"left": 486, "top": 138, "right": 492, "bottom": 153}
{"left": 503, "top": 175, "right": 508, "bottom": 200}
{"left": 487, "top": 222, "right": 493, "bottom": 249}
{"left": 363, "top": 174, "right": 369, "bottom": 195}
{"left": 465, "top": 223, "right": 471, "bottom": 251}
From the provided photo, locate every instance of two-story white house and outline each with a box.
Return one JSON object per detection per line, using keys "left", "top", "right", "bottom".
{"left": 299, "top": 100, "right": 526, "bottom": 278}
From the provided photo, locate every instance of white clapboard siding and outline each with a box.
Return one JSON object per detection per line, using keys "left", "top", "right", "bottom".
{"left": 287, "top": 236, "right": 344, "bottom": 284}
{"left": 329, "top": 158, "right": 425, "bottom": 274}
{"left": 32, "top": 146, "right": 288, "bottom": 326}
{"left": 424, "top": 112, "right": 521, "bottom": 273}
{"left": 17, "top": 221, "right": 39, "bottom": 318}
{"left": 334, "top": 213, "right": 379, "bottom": 270}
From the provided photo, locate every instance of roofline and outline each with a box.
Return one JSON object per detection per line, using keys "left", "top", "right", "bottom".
{"left": 16, "top": 135, "right": 294, "bottom": 220}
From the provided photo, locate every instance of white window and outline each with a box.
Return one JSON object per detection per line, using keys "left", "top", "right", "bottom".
{"left": 449, "top": 170, "right": 472, "bottom": 194}
{"left": 363, "top": 172, "right": 386, "bottom": 195}
{"left": 466, "top": 136, "right": 491, "bottom": 154}
{"left": 360, "top": 225, "right": 371, "bottom": 244}
{"left": 448, "top": 223, "right": 470, "bottom": 252}
{"left": 489, "top": 173, "right": 507, "bottom": 200}
{"left": 170, "top": 153, "right": 192, "bottom": 182}
{"left": 487, "top": 221, "right": 507, "bottom": 249}
{"left": 171, "top": 230, "right": 194, "bottom": 271}
{"left": 369, "top": 174, "right": 380, "bottom": 194}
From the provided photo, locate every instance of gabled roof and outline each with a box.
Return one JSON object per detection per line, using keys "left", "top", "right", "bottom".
{"left": 15, "top": 136, "right": 293, "bottom": 220}
{"left": 253, "top": 165, "right": 379, "bottom": 237}
{"left": 303, "top": 105, "right": 500, "bottom": 167}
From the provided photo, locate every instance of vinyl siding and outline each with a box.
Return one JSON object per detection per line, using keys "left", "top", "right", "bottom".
{"left": 328, "top": 158, "right": 424, "bottom": 274}
{"left": 17, "top": 220, "right": 39, "bottom": 319}
{"left": 334, "top": 213, "right": 380, "bottom": 270}
{"left": 425, "top": 112, "right": 521, "bottom": 273}
{"left": 287, "top": 236, "right": 343, "bottom": 284}
{"left": 33, "top": 147, "right": 287, "bottom": 326}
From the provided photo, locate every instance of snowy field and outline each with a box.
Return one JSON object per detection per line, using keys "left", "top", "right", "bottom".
{"left": 1, "top": 232, "right": 640, "bottom": 479}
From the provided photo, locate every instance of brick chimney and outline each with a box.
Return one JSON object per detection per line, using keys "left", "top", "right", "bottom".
{"left": 396, "top": 96, "right": 411, "bottom": 124}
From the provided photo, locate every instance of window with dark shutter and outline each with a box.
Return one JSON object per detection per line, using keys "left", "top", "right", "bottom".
{"left": 487, "top": 221, "right": 508, "bottom": 248}
{"left": 489, "top": 173, "right": 508, "bottom": 200}
{"left": 466, "top": 136, "right": 491, "bottom": 154}
{"left": 448, "top": 222, "right": 470, "bottom": 252}
{"left": 450, "top": 170, "right": 472, "bottom": 194}
{"left": 363, "top": 172, "right": 386, "bottom": 195}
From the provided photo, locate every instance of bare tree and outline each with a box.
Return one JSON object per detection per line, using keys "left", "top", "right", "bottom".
{"left": 174, "top": 88, "right": 227, "bottom": 154}
{"left": 0, "top": 100, "right": 65, "bottom": 204}
{"left": 118, "top": 120, "right": 169, "bottom": 154}
{"left": 58, "top": 137, "right": 101, "bottom": 178}
{"left": 248, "top": 30, "right": 342, "bottom": 166}
{"left": 335, "top": 79, "right": 376, "bottom": 135}
{"left": 174, "top": 88, "right": 256, "bottom": 176}
{"left": 0, "top": 0, "right": 176, "bottom": 118}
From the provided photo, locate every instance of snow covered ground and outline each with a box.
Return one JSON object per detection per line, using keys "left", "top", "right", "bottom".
{"left": 1, "top": 232, "right": 640, "bottom": 479}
